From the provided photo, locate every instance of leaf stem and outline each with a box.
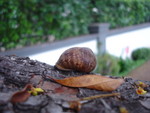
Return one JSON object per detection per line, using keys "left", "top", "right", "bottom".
{"left": 80, "top": 93, "right": 120, "bottom": 101}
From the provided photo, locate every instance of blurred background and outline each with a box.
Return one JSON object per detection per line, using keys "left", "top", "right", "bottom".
{"left": 0, "top": 0, "right": 150, "bottom": 79}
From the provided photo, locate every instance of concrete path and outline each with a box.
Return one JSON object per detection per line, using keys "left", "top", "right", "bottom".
{"left": 128, "top": 60, "right": 150, "bottom": 81}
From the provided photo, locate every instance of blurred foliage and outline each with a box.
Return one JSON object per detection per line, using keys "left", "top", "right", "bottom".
{"left": 118, "top": 58, "right": 145, "bottom": 76}
{"left": 96, "top": 47, "right": 150, "bottom": 76}
{"left": 0, "top": 0, "right": 150, "bottom": 50}
{"left": 95, "top": 54, "right": 120, "bottom": 76}
{"left": 131, "top": 48, "right": 150, "bottom": 61}
{"left": 93, "top": 0, "right": 150, "bottom": 28}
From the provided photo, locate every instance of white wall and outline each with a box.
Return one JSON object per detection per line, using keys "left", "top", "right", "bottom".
{"left": 106, "top": 27, "right": 150, "bottom": 59}
{"left": 29, "top": 27, "right": 150, "bottom": 65}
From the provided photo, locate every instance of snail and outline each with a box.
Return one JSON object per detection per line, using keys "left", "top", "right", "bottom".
{"left": 55, "top": 47, "right": 96, "bottom": 73}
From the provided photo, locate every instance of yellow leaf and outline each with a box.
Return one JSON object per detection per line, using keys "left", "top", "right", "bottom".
{"left": 119, "top": 107, "right": 128, "bottom": 113}
{"left": 34, "top": 88, "right": 44, "bottom": 93}
{"left": 136, "top": 87, "right": 147, "bottom": 95}
{"left": 29, "top": 87, "right": 44, "bottom": 96}
{"left": 31, "top": 90, "right": 38, "bottom": 96}
{"left": 136, "top": 81, "right": 147, "bottom": 88}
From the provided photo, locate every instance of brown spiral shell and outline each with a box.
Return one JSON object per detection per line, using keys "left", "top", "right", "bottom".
{"left": 55, "top": 47, "right": 96, "bottom": 73}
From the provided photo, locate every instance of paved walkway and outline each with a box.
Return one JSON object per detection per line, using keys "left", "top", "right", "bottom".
{"left": 128, "top": 60, "right": 150, "bottom": 81}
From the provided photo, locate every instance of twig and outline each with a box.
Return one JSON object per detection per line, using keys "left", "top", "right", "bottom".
{"left": 66, "top": 93, "right": 120, "bottom": 111}
{"left": 80, "top": 93, "right": 120, "bottom": 101}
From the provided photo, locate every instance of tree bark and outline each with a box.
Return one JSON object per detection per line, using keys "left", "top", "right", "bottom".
{"left": 0, "top": 55, "right": 150, "bottom": 113}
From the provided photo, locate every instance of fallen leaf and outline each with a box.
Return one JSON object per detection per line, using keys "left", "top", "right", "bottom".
{"left": 10, "top": 84, "right": 45, "bottom": 103}
{"left": 10, "top": 84, "right": 32, "bottom": 103}
{"left": 28, "top": 87, "right": 44, "bottom": 96}
{"left": 119, "top": 107, "right": 128, "bottom": 113}
{"left": 50, "top": 74, "right": 124, "bottom": 91}
{"left": 136, "top": 87, "right": 147, "bottom": 95}
{"left": 135, "top": 81, "right": 148, "bottom": 88}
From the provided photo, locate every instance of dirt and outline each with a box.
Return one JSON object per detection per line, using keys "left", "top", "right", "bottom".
{"left": 0, "top": 55, "right": 150, "bottom": 113}
{"left": 128, "top": 60, "right": 150, "bottom": 81}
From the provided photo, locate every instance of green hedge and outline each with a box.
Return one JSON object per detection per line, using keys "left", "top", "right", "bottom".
{"left": 131, "top": 48, "right": 150, "bottom": 61}
{"left": 93, "top": 0, "right": 150, "bottom": 28}
{"left": 0, "top": 0, "right": 150, "bottom": 50}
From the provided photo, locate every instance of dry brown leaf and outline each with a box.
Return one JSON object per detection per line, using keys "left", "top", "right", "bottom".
{"left": 50, "top": 75, "right": 124, "bottom": 91}
{"left": 10, "top": 84, "right": 32, "bottom": 103}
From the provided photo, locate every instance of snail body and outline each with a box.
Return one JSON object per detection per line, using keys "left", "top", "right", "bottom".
{"left": 55, "top": 47, "right": 96, "bottom": 73}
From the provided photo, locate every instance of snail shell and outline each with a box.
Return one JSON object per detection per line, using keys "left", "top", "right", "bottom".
{"left": 55, "top": 47, "right": 96, "bottom": 73}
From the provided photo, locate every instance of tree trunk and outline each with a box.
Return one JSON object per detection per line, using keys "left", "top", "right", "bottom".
{"left": 0, "top": 55, "right": 150, "bottom": 113}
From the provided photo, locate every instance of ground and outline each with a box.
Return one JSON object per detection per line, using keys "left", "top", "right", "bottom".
{"left": 129, "top": 60, "right": 150, "bottom": 81}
